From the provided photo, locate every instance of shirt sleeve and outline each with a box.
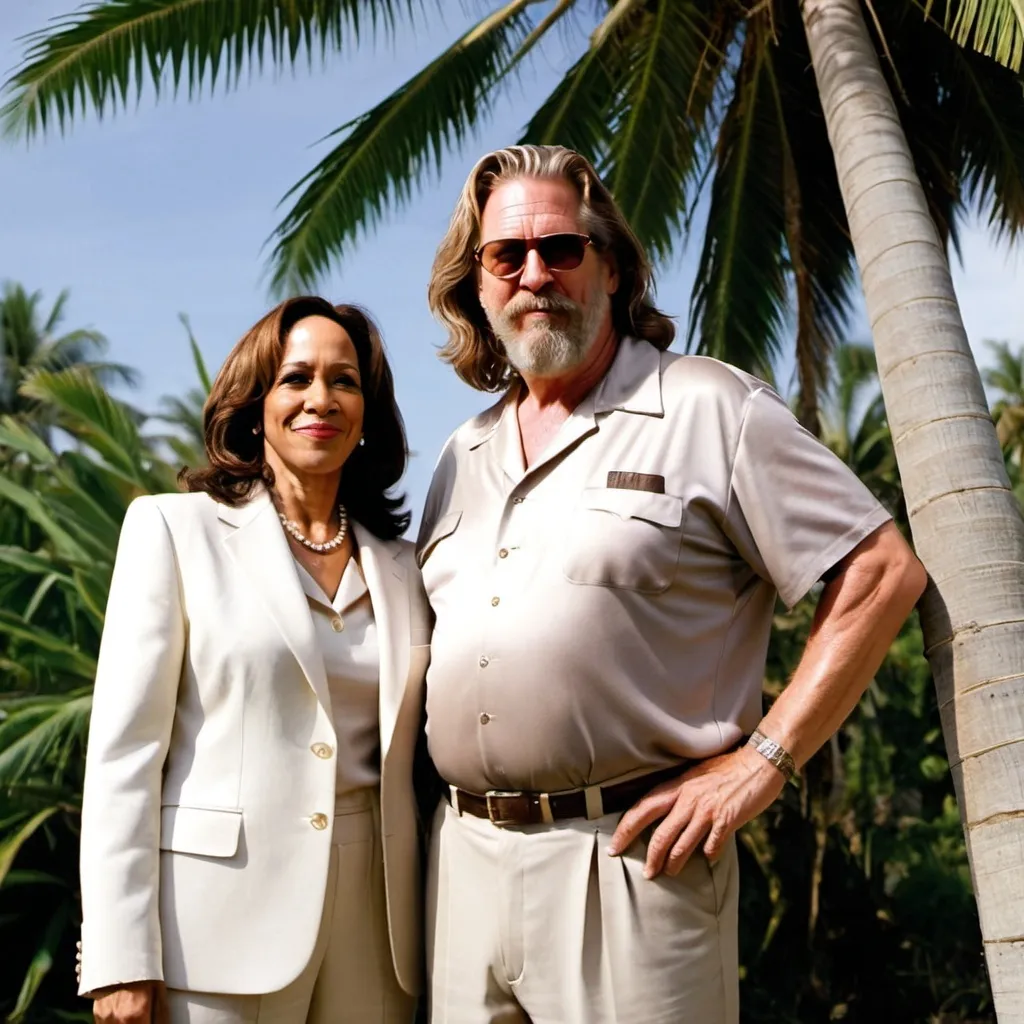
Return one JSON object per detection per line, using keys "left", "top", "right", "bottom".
{"left": 723, "top": 386, "right": 892, "bottom": 609}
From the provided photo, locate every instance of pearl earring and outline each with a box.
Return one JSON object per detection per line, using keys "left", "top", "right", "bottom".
{"left": 358, "top": 437, "right": 366, "bottom": 447}
{"left": 252, "top": 424, "right": 261, "bottom": 435}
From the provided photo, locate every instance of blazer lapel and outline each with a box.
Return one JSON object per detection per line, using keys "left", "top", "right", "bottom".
{"left": 353, "top": 522, "right": 409, "bottom": 762}
{"left": 219, "top": 489, "right": 332, "bottom": 715}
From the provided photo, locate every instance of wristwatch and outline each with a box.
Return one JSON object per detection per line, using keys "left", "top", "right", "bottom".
{"left": 747, "top": 729, "right": 797, "bottom": 782}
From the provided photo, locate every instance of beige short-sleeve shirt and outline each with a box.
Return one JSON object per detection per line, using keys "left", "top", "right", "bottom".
{"left": 417, "top": 338, "right": 891, "bottom": 794}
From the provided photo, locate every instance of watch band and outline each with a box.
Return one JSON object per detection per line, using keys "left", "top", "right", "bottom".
{"left": 747, "top": 728, "right": 797, "bottom": 782}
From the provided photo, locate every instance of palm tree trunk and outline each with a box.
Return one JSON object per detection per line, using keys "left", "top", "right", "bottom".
{"left": 800, "top": 0, "right": 1024, "bottom": 1017}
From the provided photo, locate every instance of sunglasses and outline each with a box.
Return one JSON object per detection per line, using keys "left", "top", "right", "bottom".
{"left": 474, "top": 232, "right": 593, "bottom": 279}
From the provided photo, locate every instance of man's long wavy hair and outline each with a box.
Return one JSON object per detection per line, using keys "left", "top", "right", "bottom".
{"left": 428, "top": 145, "right": 675, "bottom": 392}
{"left": 180, "top": 296, "right": 410, "bottom": 540}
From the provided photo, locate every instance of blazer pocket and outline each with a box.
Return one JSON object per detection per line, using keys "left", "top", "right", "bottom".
{"left": 160, "top": 805, "right": 243, "bottom": 858}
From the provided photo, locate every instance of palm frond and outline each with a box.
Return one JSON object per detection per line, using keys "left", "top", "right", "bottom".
{"left": 1, "top": 0, "right": 435, "bottom": 139}
{"left": 519, "top": 0, "right": 647, "bottom": 163}
{"left": 0, "top": 548, "right": 73, "bottom": 586}
{"left": 0, "top": 692, "right": 92, "bottom": 789}
{"left": 19, "top": 367, "right": 146, "bottom": 482}
{"left": 0, "top": 808, "right": 58, "bottom": 887}
{"left": 602, "top": 0, "right": 726, "bottom": 261}
{"left": 0, "top": 613, "right": 97, "bottom": 680}
{"left": 267, "top": 0, "right": 543, "bottom": 292}
{"left": 180, "top": 313, "right": 212, "bottom": 393}
{"left": 7, "top": 902, "right": 71, "bottom": 1024}
{"left": 688, "top": 19, "right": 787, "bottom": 381}
{"left": 770, "top": 9, "right": 858, "bottom": 429}
{"left": 0, "top": 473, "right": 90, "bottom": 566}
{"left": 949, "top": 39, "right": 1024, "bottom": 241}
{"left": 930, "top": 0, "right": 1024, "bottom": 70}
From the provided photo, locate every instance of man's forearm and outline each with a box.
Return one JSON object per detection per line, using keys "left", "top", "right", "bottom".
{"left": 758, "top": 522, "right": 927, "bottom": 768}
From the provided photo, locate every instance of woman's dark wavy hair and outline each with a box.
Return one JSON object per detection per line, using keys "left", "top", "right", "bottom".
{"left": 180, "top": 296, "right": 410, "bottom": 540}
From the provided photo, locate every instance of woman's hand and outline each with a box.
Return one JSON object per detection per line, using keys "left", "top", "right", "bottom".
{"left": 607, "top": 747, "right": 786, "bottom": 878}
{"left": 93, "top": 981, "right": 165, "bottom": 1024}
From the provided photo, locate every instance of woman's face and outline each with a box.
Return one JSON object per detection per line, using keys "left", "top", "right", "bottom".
{"left": 262, "top": 315, "right": 364, "bottom": 484}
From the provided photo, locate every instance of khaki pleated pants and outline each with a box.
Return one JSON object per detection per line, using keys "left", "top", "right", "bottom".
{"left": 163, "top": 789, "right": 415, "bottom": 1024}
{"left": 426, "top": 798, "right": 739, "bottom": 1024}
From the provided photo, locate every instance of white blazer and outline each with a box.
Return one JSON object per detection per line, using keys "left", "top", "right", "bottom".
{"left": 77, "top": 488, "right": 430, "bottom": 997}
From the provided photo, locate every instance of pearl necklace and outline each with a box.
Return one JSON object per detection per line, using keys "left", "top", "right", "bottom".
{"left": 277, "top": 502, "right": 349, "bottom": 553}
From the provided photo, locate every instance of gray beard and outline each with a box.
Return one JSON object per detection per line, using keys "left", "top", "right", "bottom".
{"left": 486, "top": 291, "right": 609, "bottom": 378}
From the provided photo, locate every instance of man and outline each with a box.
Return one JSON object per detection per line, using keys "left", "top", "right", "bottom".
{"left": 416, "top": 144, "right": 926, "bottom": 1024}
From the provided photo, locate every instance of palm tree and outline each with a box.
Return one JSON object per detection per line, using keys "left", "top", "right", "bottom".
{"left": 983, "top": 339, "right": 1024, "bottom": 454}
{"left": 2, "top": 1, "right": 1022, "bottom": 428}
{"left": 800, "top": 1, "right": 1024, "bottom": 1016}
{"left": 4, "top": 0, "right": 1024, "bottom": 1014}
{"left": 150, "top": 314, "right": 212, "bottom": 468}
{"left": 0, "top": 283, "right": 137, "bottom": 439}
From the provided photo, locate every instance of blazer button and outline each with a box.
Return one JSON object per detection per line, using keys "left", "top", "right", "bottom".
{"left": 310, "top": 813, "right": 329, "bottom": 830}
{"left": 311, "top": 742, "right": 334, "bottom": 759}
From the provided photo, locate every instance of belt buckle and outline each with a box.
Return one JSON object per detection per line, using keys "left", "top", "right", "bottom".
{"left": 485, "top": 790, "right": 525, "bottom": 827}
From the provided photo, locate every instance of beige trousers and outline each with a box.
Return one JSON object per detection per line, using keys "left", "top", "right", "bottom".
{"left": 426, "top": 799, "right": 739, "bottom": 1024}
{"left": 164, "top": 789, "right": 415, "bottom": 1024}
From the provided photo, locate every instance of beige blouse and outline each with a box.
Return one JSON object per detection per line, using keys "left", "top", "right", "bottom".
{"left": 294, "top": 555, "right": 380, "bottom": 797}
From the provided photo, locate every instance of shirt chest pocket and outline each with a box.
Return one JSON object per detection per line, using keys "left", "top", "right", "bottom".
{"left": 563, "top": 487, "right": 686, "bottom": 594}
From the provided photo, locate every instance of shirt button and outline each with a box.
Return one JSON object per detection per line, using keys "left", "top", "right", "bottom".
{"left": 310, "top": 813, "right": 329, "bottom": 831}
{"left": 491, "top": 596, "right": 500, "bottom": 607}
{"left": 512, "top": 497, "right": 524, "bottom": 505}
{"left": 479, "top": 656, "right": 490, "bottom": 668}
{"left": 498, "top": 548, "right": 509, "bottom": 559}
{"left": 311, "top": 743, "right": 333, "bottom": 759}
{"left": 479, "top": 712, "right": 491, "bottom": 725}
{"left": 330, "top": 617, "right": 344, "bottom": 632}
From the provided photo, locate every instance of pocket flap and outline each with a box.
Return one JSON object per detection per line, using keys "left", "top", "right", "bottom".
{"left": 160, "top": 805, "right": 242, "bottom": 858}
{"left": 580, "top": 488, "right": 683, "bottom": 528}
{"left": 416, "top": 510, "right": 462, "bottom": 567}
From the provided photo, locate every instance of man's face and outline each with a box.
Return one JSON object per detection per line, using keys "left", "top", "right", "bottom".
{"left": 476, "top": 176, "right": 619, "bottom": 378}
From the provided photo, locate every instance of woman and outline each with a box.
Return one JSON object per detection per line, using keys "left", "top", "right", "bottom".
{"left": 77, "top": 297, "right": 429, "bottom": 1023}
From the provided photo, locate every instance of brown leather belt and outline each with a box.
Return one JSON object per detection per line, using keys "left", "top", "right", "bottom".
{"left": 443, "top": 762, "right": 690, "bottom": 828}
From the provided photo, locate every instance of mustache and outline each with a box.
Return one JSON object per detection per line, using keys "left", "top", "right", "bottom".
{"left": 502, "top": 291, "right": 580, "bottom": 319}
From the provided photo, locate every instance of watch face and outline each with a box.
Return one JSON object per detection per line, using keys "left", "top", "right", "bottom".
{"left": 758, "top": 739, "right": 781, "bottom": 760}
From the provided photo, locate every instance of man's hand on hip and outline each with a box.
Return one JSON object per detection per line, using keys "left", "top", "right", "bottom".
{"left": 607, "top": 749, "right": 785, "bottom": 878}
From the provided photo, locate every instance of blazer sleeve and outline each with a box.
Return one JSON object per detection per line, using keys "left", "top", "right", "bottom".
{"left": 78, "top": 496, "right": 186, "bottom": 996}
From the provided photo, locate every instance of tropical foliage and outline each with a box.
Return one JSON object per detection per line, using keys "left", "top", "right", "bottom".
{"left": 0, "top": 315, "right": 1014, "bottom": 1021}
{"left": 0, "top": 283, "right": 137, "bottom": 440}
{"left": 3, "top": 0, "right": 1024, "bottom": 427}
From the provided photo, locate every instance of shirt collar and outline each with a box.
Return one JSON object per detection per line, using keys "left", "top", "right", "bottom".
{"left": 465, "top": 336, "right": 664, "bottom": 452}
{"left": 593, "top": 336, "right": 664, "bottom": 416}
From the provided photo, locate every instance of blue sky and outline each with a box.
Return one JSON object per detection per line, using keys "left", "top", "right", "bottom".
{"left": 2, "top": 2, "right": 1021, "bottom": 528}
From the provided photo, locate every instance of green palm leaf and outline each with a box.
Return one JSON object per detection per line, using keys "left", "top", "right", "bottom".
{"left": 20, "top": 367, "right": 147, "bottom": 483}
{"left": 1, "top": 0, "right": 434, "bottom": 139}
{"left": 0, "top": 613, "right": 97, "bottom": 679}
{"left": 689, "top": 18, "right": 787, "bottom": 382}
{"left": 931, "top": 0, "right": 1024, "bottom": 70}
{"left": 769, "top": 8, "right": 858, "bottom": 429}
{"left": 602, "top": 0, "right": 722, "bottom": 261}
{"left": 7, "top": 902, "right": 71, "bottom": 1024}
{"left": 267, "top": 0, "right": 540, "bottom": 291}
{"left": 519, "top": 0, "right": 646, "bottom": 163}
{"left": 0, "top": 808, "right": 58, "bottom": 887}
{"left": 0, "top": 692, "right": 93, "bottom": 790}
